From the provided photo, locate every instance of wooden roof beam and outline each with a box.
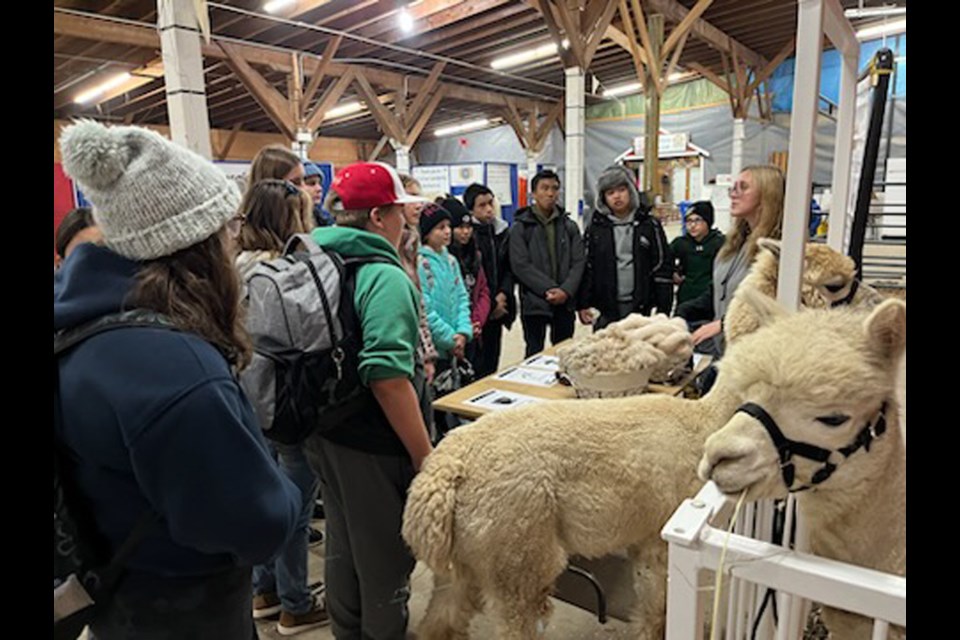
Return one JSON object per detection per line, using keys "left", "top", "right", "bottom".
{"left": 353, "top": 73, "right": 406, "bottom": 142}
{"left": 661, "top": 0, "right": 714, "bottom": 61}
{"left": 745, "top": 37, "right": 795, "bottom": 97}
{"left": 527, "top": 0, "right": 577, "bottom": 69}
{"left": 500, "top": 96, "right": 530, "bottom": 149}
{"left": 581, "top": 0, "right": 621, "bottom": 69}
{"left": 406, "top": 85, "right": 447, "bottom": 146}
{"left": 218, "top": 41, "right": 296, "bottom": 139}
{"left": 54, "top": 11, "right": 556, "bottom": 113}
{"left": 645, "top": 0, "right": 767, "bottom": 68}
{"left": 305, "top": 70, "right": 356, "bottom": 132}
{"left": 406, "top": 62, "right": 447, "bottom": 124}
{"left": 532, "top": 98, "right": 564, "bottom": 152}
{"left": 551, "top": 1, "right": 588, "bottom": 68}
{"left": 629, "top": 0, "right": 658, "bottom": 76}
{"left": 301, "top": 34, "right": 342, "bottom": 116}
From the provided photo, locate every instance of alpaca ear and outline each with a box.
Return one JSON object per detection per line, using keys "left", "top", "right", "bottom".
{"left": 864, "top": 299, "right": 906, "bottom": 364}
{"left": 757, "top": 238, "right": 782, "bottom": 260}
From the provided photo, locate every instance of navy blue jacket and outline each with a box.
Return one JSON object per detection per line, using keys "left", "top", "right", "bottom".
{"left": 54, "top": 243, "right": 300, "bottom": 577}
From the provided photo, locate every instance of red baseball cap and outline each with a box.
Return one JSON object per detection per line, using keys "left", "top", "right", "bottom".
{"left": 330, "top": 162, "right": 430, "bottom": 209}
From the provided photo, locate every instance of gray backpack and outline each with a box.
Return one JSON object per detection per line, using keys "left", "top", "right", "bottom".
{"left": 239, "top": 234, "right": 392, "bottom": 444}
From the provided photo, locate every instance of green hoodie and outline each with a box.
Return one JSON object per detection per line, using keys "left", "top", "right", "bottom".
{"left": 311, "top": 226, "right": 420, "bottom": 384}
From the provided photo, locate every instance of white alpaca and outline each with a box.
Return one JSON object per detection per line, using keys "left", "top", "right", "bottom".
{"left": 401, "top": 242, "right": 889, "bottom": 640}
{"left": 699, "top": 291, "right": 906, "bottom": 639}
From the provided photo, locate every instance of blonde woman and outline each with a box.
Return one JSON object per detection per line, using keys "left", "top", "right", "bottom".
{"left": 679, "top": 164, "right": 785, "bottom": 356}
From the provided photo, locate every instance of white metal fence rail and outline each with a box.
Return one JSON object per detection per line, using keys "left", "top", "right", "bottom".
{"left": 661, "top": 482, "right": 906, "bottom": 640}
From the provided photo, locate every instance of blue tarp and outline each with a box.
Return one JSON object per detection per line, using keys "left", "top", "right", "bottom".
{"left": 769, "top": 34, "right": 906, "bottom": 112}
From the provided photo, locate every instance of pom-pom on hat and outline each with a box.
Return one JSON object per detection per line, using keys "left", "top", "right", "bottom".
{"left": 59, "top": 119, "right": 240, "bottom": 261}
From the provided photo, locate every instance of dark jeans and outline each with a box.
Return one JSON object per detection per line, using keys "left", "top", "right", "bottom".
{"left": 521, "top": 308, "right": 576, "bottom": 357}
{"left": 474, "top": 321, "right": 504, "bottom": 378}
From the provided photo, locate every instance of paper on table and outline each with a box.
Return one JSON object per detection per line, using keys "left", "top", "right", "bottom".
{"left": 692, "top": 353, "right": 706, "bottom": 370}
{"left": 464, "top": 388, "right": 542, "bottom": 411}
{"left": 495, "top": 366, "right": 559, "bottom": 387}
{"left": 522, "top": 354, "right": 561, "bottom": 371}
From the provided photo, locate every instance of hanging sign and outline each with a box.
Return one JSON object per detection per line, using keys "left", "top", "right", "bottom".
{"left": 449, "top": 163, "right": 484, "bottom": 187}
{"left": 485, "top": 163, "right": 513, "bottom": 206}
{"left": 632, "top": 133, "right": 690, "bottom": 157}
{"left": 412, "top": 165, "right": 451, "bottom": 197}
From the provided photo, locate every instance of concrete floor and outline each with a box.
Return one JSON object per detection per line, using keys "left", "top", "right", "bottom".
{"left": 254, "top": 319, "right": 621, "bottom": 640}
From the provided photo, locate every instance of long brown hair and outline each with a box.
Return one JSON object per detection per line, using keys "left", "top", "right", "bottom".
{"left": 126, "top": 230, "right": 252, "bottom": 370}
{"left": 248, "top": 144, "right": 302, "bottom": 189}
{"left": 719, "top": 164, "right": 785, "bottom": 261}
{"left": 238, "top": 179, "right": 310, "bottom": 254}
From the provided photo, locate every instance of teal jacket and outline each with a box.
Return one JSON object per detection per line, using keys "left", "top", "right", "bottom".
{"left": 311, "top": 227, "right": 420, "bottom": 383}
{"left": 418, "top": 245, "right": 473, "bottom": 356}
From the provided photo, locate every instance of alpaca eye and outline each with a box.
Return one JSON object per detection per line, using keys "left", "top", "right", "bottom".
{"left": 824, "top": 283, "right": 845, "bottom": 294}
{"left": 816, "top": 414, "right": 849, "bottom": 427}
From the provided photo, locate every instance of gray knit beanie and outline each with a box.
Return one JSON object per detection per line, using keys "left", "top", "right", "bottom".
{"left": 59, "top": 119, "right": 241, "bottom": 261}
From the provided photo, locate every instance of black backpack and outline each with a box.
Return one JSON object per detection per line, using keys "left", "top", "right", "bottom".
{"left": 239, "top": 235, "right": 397, "bottom": 444}
{"left": 53, "top": 311, "right": 167, "bottom": 639}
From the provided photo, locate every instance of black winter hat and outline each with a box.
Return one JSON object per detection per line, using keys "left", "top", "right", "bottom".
{"left": 687, "top": 201, "right": 715, "bottom": 227}
{"left": 419, "top": 202, "right": 453, "bottom": 240}
{"left": 442, "top": 197, "right": 473, "bottom": 227}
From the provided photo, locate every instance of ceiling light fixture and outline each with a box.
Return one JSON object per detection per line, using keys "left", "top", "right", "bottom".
{"left": 397, "top": 8, "right": 414, "bottom": 33}
{"left": 324, "top": 101, "right": 364, "bottom": 119}
{"left": 491, "top": 39, "right": 570, "bottom": 70}
{"left": 434, "top": 119, "right": 490, "bottom": 138}
{"left": 856, "top": 17, "right": 906, "bottom": 40}
{"left": 603, "top": 82, "right": 642, "bottom": 97}
{"left": 844, "top": 6, "right": 907, "bottom": 19}
{"left": 74, "top": 72, "right": 132, "bottom": 104}
{"left": 264, "top": 0, "right": 296, "bottom": 14}
{"left": 602, "top": 72, "right": 694, "bottom": 97}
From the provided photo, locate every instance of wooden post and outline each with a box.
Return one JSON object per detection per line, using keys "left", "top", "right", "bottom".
{"left": 643, "top": 14, "right": 664, "bottom": 197}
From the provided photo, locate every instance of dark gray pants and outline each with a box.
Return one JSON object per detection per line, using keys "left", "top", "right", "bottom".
{"left": 306, "top": 438, "right": 417, "bottom": 640}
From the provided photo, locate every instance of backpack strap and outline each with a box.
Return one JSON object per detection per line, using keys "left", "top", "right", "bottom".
{"left": 282, "top": 233, "right": 321, "bottom": 256}
{"left": 55, "top": 310, "right": 172, "bottom": 594}
{"left": 55, "top": 310, "right": 176, "bottom": 356}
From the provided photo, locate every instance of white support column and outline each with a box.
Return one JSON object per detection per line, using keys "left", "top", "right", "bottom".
{"left": 526, "top": 149, "right": 539, "bottom": 184}
{"left": 157, "top": 0, "right": 212, "bottom": 159}
{"left": 827, "top": 47, "right": 858, "bottom": 252}
{"left": 731, "top": 118, "right": 746, "bottom": 177}
{"left": 293, "top": 129, "right": 312, "bottom": 160}
{"left": 780, "top": 0, "right": 825, "bottom": 311}
{"left": 564, "top": 67, "right": 585, "bottom": 218}
{"left": 394, "top": 143, "right": 411, "bottom": 174}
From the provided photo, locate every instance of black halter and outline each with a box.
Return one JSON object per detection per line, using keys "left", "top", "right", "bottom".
{"left": 736, "top": 401, "right": 889, "bottom": 492}
{"left": 830, "top": 279, "right": 860, "bottom": 308}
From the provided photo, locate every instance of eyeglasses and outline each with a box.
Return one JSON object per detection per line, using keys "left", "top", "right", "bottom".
{"left": 685, "top": 216, "right": 705, "bottom": 225}
{"left": 728, "top": 181, "right": 750, "bottom": 196}
{"left": 226, "top": 214, "right": 245, "bottom": 238}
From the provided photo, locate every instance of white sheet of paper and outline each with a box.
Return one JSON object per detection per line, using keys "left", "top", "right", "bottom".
{"left": 464, "top": 388, "right": 542, "bottom": 411}
{"left": 692, "top": 353, "right": 705, "bottom": 369}
{"left": 521, "top": 354, "right": 561, "bottom": 371}
{"left": 495, "top": 366, "right": 559, "bottom": 387}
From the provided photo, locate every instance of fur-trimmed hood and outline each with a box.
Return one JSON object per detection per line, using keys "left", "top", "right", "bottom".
{"left": 594, "top": 165, "right": 641, "bottom": 218}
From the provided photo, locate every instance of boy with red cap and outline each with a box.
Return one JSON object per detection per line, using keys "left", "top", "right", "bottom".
{"left": 302, "top": 162, "right": 433, "bottom": 639}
